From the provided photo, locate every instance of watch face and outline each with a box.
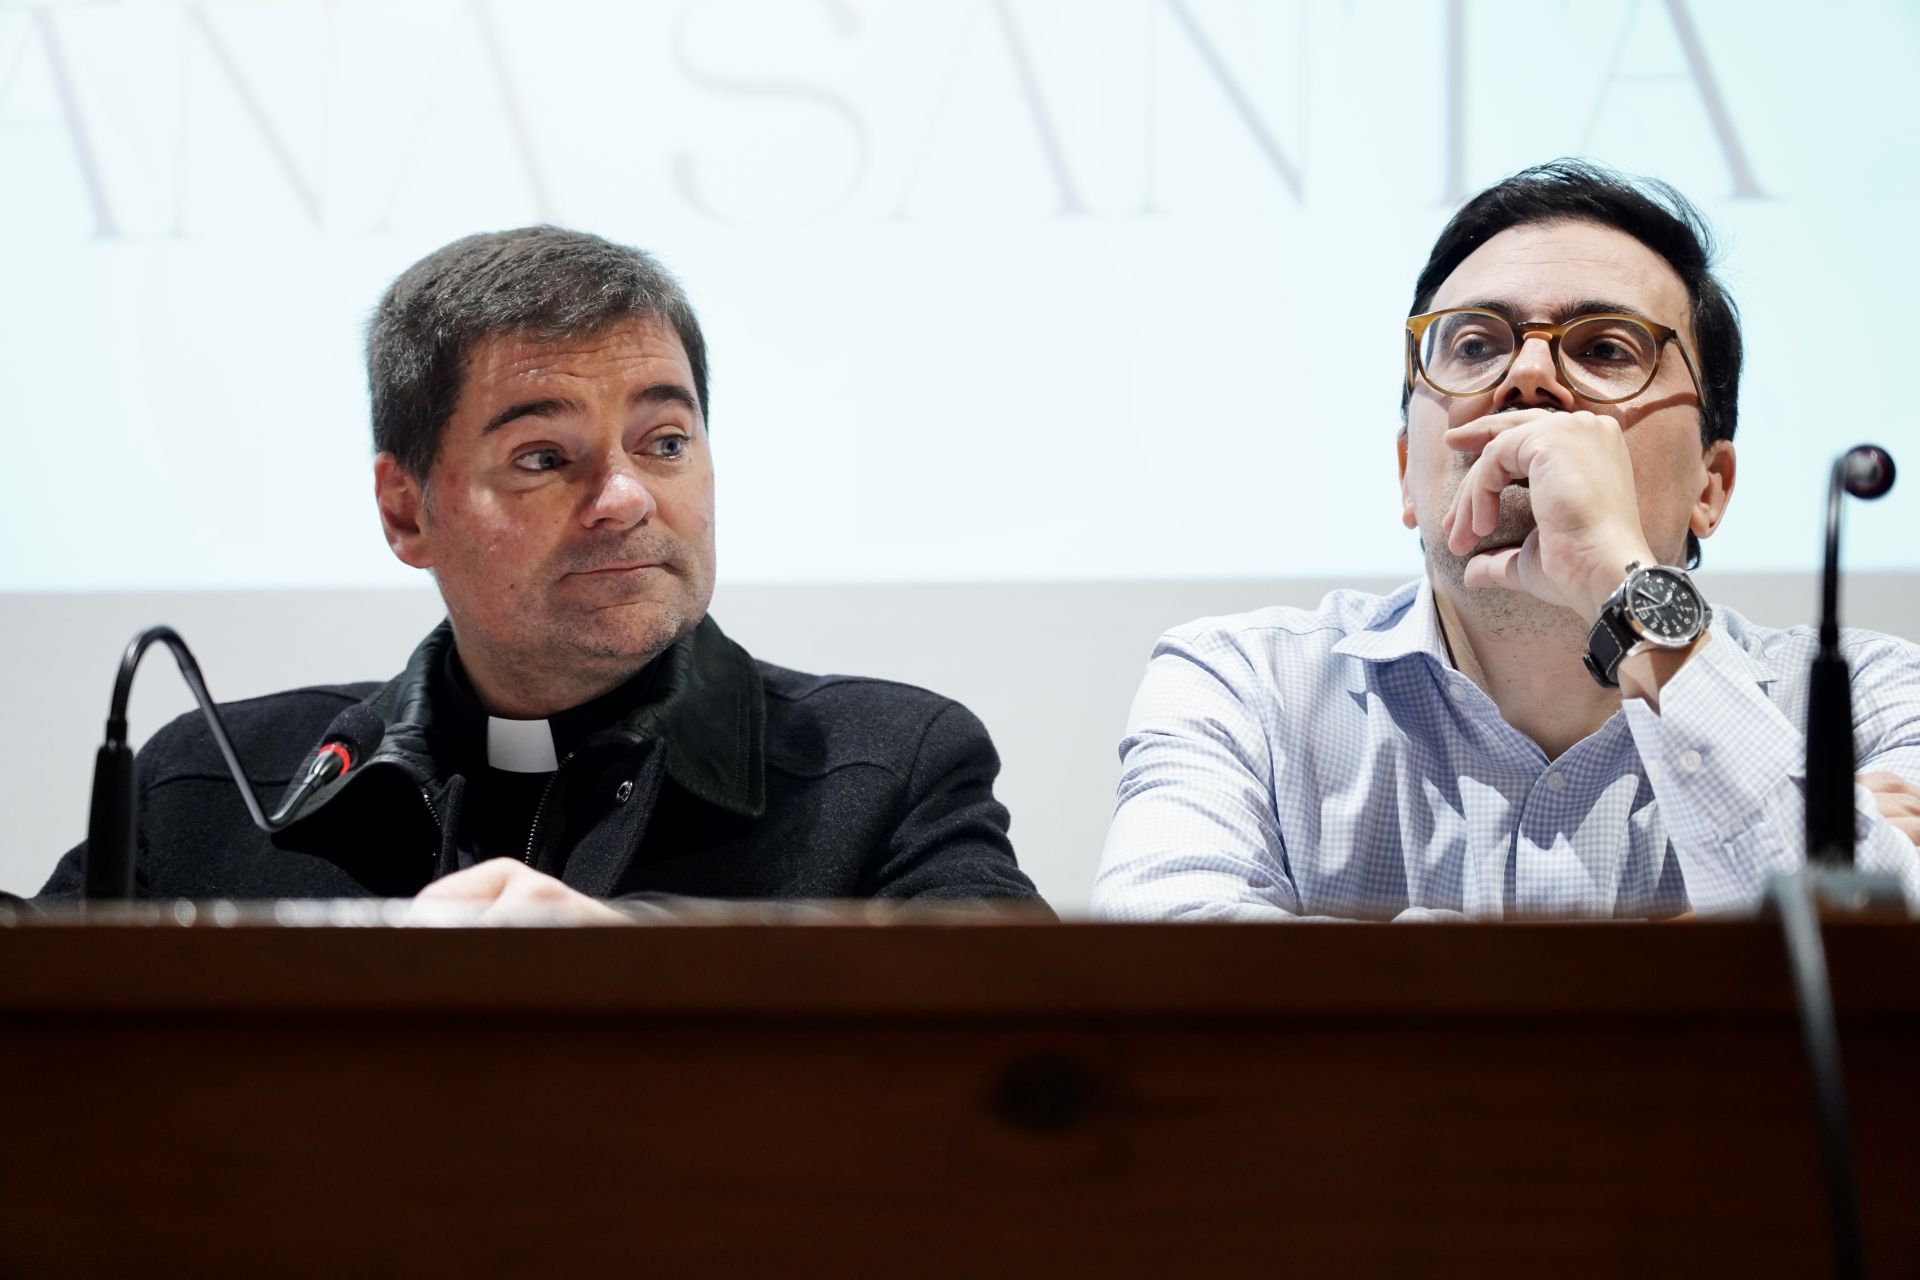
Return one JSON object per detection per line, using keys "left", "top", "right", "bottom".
{"left": 1625, "top": 569, "right": 1705, "bottom": 643}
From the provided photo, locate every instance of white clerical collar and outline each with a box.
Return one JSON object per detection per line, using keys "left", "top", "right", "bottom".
{"left": 486, "top": 716, "right": 559, "bottom": 773}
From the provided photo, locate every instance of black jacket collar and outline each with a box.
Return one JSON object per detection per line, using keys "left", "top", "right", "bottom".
{"left": 291, "top": 615, "right": 766, "bottom": 830}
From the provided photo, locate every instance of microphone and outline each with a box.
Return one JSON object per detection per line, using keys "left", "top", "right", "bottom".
{"left": 83, "top": 628, "right": 384, "bottom": 901}
{"left": 266, "top": 703, "right": 386, "bottom": 828}
{"left": 1763, "top": 444, "right": 1902, "bottom": 1280}
{"left": 1841, "top": 445, "right": 1895, "bottom": 501}
{"left": 1808, "top": 444, "right": 1898, "bottom": 864}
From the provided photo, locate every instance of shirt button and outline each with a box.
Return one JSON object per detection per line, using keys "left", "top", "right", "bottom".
{"left": 1545, "top": 772, "right": 1566, "bottom": 792}
{"left": 1678, "top": 748, "right": 1704, "bottom": 774}
{"left": 1448, "top": 681, "right": 1469, "bottom": 701}
{"left": 615, "top": 780, "right": 635, "bottom": 804}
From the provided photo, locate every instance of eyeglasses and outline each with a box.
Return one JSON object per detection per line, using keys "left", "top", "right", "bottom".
{"left": 1405, "top": 308, "right": 1703, "bottom": 404}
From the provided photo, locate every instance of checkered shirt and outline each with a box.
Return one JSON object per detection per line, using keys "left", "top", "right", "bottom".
{"left": 1094, "top": 579, "right": 1920, "bottom": 921}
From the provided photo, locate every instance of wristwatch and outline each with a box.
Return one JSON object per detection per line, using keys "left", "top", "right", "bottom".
{"left": 1582, "top": 561, "right": 1711, "bottom": 688}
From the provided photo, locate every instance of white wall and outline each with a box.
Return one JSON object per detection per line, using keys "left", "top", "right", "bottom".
{"left": 7, "top": 0, "right": 1920, "bottom": 592}
{"left": 8, "top": 572, "right": 1916, "bottom": 912}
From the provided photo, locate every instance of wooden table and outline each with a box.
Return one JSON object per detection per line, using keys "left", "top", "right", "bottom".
{"left": 2, "top": 913, "right": 1916, "bottom": 1277}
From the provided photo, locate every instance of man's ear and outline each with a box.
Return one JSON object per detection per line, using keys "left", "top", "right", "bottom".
{"left": 374, "top": 453, "right": 434, "bottom": 569}
{"left": 1689, "top": 440, "right": 1736, "bottom": 543}
{"left": 1397, "top": 431, "right": 1418, "bottom": 530}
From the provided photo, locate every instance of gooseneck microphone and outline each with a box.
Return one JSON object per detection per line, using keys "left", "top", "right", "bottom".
{"left": 83, "top": 626, "right": 385, "bottom": 901}
{"left": 272, "top": 702, "right": 387, "bottom": 827}
{"left": 1766, "top": 444, "right": 1901, "bottom": 1280}
{"left": 1806, "top": 444, "right": 1898, "bottom": 865}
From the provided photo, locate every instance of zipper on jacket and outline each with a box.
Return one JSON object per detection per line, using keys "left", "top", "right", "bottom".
{"left": 524, "top": 751, "right": 577, "bottom": 867}
{"left": 420, "top": 786, "right": 442, "bottom": 834}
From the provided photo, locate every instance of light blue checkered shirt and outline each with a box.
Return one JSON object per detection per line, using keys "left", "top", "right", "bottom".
{"left": 1094, "top": 579, "right": 1920, "bottom": 921}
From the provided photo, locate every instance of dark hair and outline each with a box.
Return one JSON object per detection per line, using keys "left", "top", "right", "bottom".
{"left": 1401, "top": 159, "right": 1741, "bottom": 568}
{"left": 367, "top": 225, "right": 710, "bottom": 480}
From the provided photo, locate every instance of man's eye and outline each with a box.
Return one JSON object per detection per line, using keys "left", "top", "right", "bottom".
{"left": 513, "top": 448, "right": 565, "bottom": 472}
{"left": 649, "top": 434, "right": 690, "bottom": 459}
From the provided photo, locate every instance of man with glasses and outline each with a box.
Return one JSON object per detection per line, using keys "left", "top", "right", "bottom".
{"left": 1094, "top": 159, "right": 1920, "bottom": 921}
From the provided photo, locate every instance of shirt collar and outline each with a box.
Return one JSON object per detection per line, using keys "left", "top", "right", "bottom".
{"left": 431, "top": 616, "right": 766, "bottom": 817}
{"left": 1330, "top": 578, "right": 1449, "bottom": 666}
{"left": 485, "top": 716, "right": 559, "bottom": 773}
{"left": 1326, "top": 576, "right": 1779, "bottom": 690}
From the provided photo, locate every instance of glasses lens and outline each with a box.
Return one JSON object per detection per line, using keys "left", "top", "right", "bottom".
{"left": 1420, "top": 311, "right": 1514, "bottom": 395}
{"left": 1559, "top": 316, "right": 1661, "bottom": 400}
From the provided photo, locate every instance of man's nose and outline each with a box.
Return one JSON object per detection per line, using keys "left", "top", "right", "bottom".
{"left": 1497, "top": 332, "right": 1578, "bottom": 411}
{"left": 582, "top": 451, "right": 658, "bottom": 528}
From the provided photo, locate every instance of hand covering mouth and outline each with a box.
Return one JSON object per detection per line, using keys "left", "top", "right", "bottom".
{"left": 1458, "top": 452, "right": 1528, "bottom": 488}
{"left": 1468, "top": 491, "right": 1536, "bottom": 555}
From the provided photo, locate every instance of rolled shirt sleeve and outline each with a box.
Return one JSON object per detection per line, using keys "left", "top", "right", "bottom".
{"left": 1622, "top": 630, "right": 1920, "bottom": 915}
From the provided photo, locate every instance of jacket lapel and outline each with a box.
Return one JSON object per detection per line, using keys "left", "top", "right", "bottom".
{"left": 274, "top": 616, "right": 768, "bottom": 897}
{"left": 560, "top": 743, "right": 667, "bottom": 897}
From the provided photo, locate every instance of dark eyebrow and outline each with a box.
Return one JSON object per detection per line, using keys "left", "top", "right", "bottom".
{"left": 1563, "top": 299, "right": 1655, "bottom": 324}
{"left": 480, "top": 382, "right": 701, "bottom": 436}
{"left": 1454, "top": 298, "right": 1656, "bottom": 325}
{"left": 634, "top": 382, "right": 701, "bottom": 419}
{"left": 481, "top": 397, "right": 578, "bottom": 436}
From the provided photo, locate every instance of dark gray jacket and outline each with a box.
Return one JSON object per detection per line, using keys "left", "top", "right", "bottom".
{"left": 37, "top": 618, "right": 1047, "bottom": 907}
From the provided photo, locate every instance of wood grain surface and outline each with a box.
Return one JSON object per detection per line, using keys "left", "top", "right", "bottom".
{"left": 1, "top": 918, "right": 1915, "bottom": 1277}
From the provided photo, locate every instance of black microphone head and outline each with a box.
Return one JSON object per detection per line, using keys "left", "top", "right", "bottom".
{"left": 1842, "top": 444, "right": 1896, "bottom": 500}
{"left": 322, "top": 704, "right": 387, "bottom": 770}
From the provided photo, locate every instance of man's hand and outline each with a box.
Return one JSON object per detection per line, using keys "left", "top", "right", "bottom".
{"left": 1860, "top": 772, "right": 1920, "bottom": 848}
{"left": 1441, "top": 408, "right": 1654, "bottom": 618}
{"left": 407, "top": 858, "right": 632, "bottom": 925}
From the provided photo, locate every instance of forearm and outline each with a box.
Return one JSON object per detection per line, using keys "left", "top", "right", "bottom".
{"left": 1624, "top": 635, "right": 1920, "bottom": 914}
{"left": 1093, "top": 838, "right": 1303, "bottom": 921}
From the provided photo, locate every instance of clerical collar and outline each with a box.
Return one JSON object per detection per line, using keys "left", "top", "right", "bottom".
{"left": 486, "top": 716, "right": 559, "bottom": 773}
{"left": 434, "top": 645, "right": 669, "bottom": 776}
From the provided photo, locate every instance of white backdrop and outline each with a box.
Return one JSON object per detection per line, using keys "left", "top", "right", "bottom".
{"left": 4, "top": 0, "right": 1917, "bottom": 906}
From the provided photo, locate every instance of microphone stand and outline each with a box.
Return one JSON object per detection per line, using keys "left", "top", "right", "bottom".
{"left": 1762, "top": 444, "right": 1902, "bottom": 1280}
{"left": 84, "top": 626, "right": 364, "bottom": 902}
{"left": 1804, "top": 448, "right": 1895, "bottom": 870}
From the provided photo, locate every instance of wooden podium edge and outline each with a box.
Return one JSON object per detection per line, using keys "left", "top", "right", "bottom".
{"left": 4, "top": 917, "right": 1918, "bottom": 1022}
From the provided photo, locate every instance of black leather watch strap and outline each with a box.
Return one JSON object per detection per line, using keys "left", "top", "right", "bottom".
{"left": 1582, "top": 609, "right": 1637, "bottom": 688}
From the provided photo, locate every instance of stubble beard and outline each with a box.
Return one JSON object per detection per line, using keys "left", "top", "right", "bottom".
{"left": 544, "top": 538, "right": 711, "bottom": 678}
{"left": 1423, "top": 482, "right": 1582, "bottom": 647}
{"left": 565, "top": 597, "right": 698, "bottom": 666}
{"left": 489, "top": 589, "right": 705, "bottom": 713}
{"left": 550, "top": 530, "right": 707, "bottom": 653}
{"left": 443, "top": 530, "right": 714, "bottom": 714}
